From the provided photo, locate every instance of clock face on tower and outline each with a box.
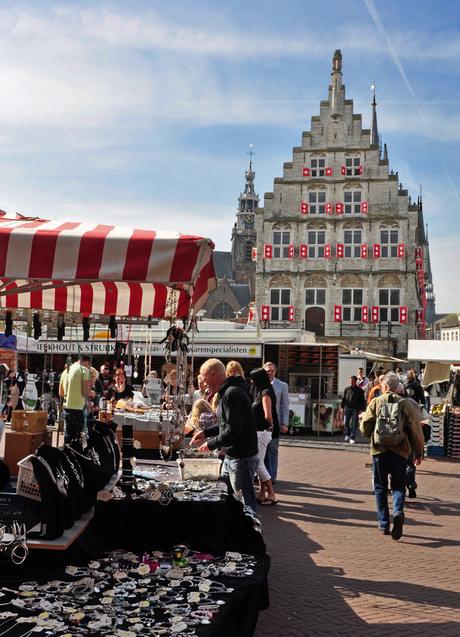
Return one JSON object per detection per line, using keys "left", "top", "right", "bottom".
{"left": 245, "top": 214, "right": 254, "bottom": 224}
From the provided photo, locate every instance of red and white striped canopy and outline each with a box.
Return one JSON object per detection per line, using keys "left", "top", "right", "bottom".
{"left": 0, "top": 212, "right": 217, "bottom": 318}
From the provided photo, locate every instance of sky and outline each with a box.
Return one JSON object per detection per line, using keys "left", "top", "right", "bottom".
{"left": 0, "top": 0, "right": 458, "bottom": 313}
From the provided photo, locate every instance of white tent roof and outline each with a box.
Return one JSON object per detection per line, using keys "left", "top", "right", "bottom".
{"left": 407, "top": 339, "right": 460, "bottom": 363}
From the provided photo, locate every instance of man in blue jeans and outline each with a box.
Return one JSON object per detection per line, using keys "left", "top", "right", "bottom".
{"left": 360, "top": 372, "right": 425, "bottom": 540}
{"left": 191, "top": 358, "right": 259, "bottom": 512}
{"left": 340, "top": 376, "right": 366, "bottom": 444}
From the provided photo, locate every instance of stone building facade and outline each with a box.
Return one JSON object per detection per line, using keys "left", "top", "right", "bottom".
{"left": 254, "top": 50, "right": 433, "bottom": 358}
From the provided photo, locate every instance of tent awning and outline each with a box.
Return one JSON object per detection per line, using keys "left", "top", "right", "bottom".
{"left": 0, "top": 212, "right": 217, "bottom": 318}
{"left": 407, "top": 339, "right": 460, "bottom": 363}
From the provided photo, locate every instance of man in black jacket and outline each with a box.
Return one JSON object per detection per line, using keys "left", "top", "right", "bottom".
{"left": 340, "top": 376, "right": 366, "bottom": 444}
{"left": 191, "top": 358, "right": 259, "bottom": 511}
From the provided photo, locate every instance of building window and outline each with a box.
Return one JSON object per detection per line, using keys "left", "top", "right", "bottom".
{"left": 344, "top": 230, "right": 362, "bottom": 257}
{"left": 211, "top": 302, "right": 234, "bottom": 319}
{"left": 272, "top": 231, "right": 291, "bottom": 258}
{"left": 379, "top": 289, "right": 400, "bottom": 322}
{"left": 311, "top": 158, "right": 325, "bottom": 177}
{"left": 308, "top": 191, "right": 326, "bottom": 214}
{"left": 307, "top": 230, "right": 326, "bottom": 257}
{"left": 345, "top": 157, "right": 361, "bottom": 176}
{"left": 305, "top": 289, "right": 326, "bottom": 306}
{"left": 342, "top": 288, "right": 363, "bottom": 322}
{"left": 270, "top": 288, "right": 291, "bottom": 321}
{"left": 244, "top": 242, "right": 252, "bottom": 261}
{"left": 344, "top": 190, "right": 362, "bottom": 214}
{"left": 380, "top": 229, "right": 399, "bottom": 257}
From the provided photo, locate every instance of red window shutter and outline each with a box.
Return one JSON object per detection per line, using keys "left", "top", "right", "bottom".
{"left": 326, "top": 167, "right": 332, "bottom": 176}
{"left": 300, "top": 244, "right": 308, "bottom": 258}
{"left": 341, "top": 166, "right": 346, "bottom": 175}
{"left": 264, "top": 245, "right": 273, "bottom": 258}
{"left": 300, "top": 203, "right": 308, "bottom": 214}
{"left": 335, "top": 203, "right": 343, "bottom": 214}
{"left": 261, "top": 305, "right": 270, "bottom": 321}
{"left": 359, "top": 165, "right": 363, "bottom": 175}
{"left": 373, "top": 244, "right": 381, "bottom": 258}
{"left": 362, "top": 306, "right": 369, "bottom": 322}
{"left": 398, "top": 243, "right": 405, "bottom": 258}
{"left": 399, "top": 306, "right": 408, "bottom": 323}
{"left": 336, "top": 243, "right": 344, "bottom": 258}
{"left": 326, "top": 202, "right": 332, "bottom": 214}
{"left": 421, "top": 310, "right": 425, "bottom": 322}
{"left": 325, "top": 244, "right": 331, "bottom": 258}
{"left": 361, "top": 244, "right": 368, "bottom": 258}
{"left": 333, "top": 306, "right": 342, "bottom": 322}
{"left": 289, "top": 244, "right": 294, "bottom": 258}
{"left": 416, "top": 258, "right": 423, "bottom": 270}
{"left": 361, "top": 201, "right": 368, "bottom": 213}
{"left": 302, "top": 168, "right": 310, "bottom": 176}
{"left": 371, "top": 306, "right": 379, "bottom": 322}
{"left": 288, "top": 306, "right": 295, "bottom": 322}
{"left": 415, "top": 247, "right": 422, "bottom": 259}
{"left": 252, "top": 248, "right": 257, "bottom": 261}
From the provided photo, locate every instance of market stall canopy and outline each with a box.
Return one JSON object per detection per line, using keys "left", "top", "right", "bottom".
{"left": 407, "top": 340, "right": 460, "bottom": 364}
{"left": 0, "top": 212, "right": 217, "bottom": 318}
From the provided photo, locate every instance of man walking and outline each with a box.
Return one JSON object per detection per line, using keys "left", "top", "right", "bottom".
{"left": 356, "top": 367, "right": 369, "bottom": 390}
{"left": 191, "top": 358, "right": 259, "bottom": 511}
{"left": 340, "top": 376, "right": 366, "bottom": 444}
{"left": 360, "top": 372, "right": 425, "bottom": 540}
{"left": 263, "top": 361, "right": 289, "bottom": 483}
{"left": 63, "top": 355, "right": 91, "bottom": 444}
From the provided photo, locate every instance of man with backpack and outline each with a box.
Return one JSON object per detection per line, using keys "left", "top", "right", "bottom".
{"left": 360, "top": 372, "right": 425, "bottom": 540}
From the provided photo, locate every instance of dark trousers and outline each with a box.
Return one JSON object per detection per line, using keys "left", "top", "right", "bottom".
{"left": 64, "top": 408, "right": 84, "bottom": 444}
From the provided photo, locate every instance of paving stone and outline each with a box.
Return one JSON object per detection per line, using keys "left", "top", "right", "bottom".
{"left": 254, "top": 446, "right": 460, "bottom": 636}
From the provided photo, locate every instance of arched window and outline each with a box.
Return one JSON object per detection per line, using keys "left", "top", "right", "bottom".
{"left": 211, "top": 302, "right": 234, "bottom": 319}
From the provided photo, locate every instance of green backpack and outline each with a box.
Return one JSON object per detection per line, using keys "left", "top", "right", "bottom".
{"left": 374, "top": 398, "right": 404, "bottom": 446}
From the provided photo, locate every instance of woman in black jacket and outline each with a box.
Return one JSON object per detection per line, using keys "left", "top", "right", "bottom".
{"left": 404, "top": 370, "right": 425, "bottom": 405}
{"left": 250, "top": 367, "right": 279, "bottom": 506}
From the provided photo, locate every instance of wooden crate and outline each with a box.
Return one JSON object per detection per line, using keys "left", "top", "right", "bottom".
{"left": 116, "top": 429, "right": 181, "bottom": 450}
{"left": 11, "top": 411, "right": 48, "bottom": 433}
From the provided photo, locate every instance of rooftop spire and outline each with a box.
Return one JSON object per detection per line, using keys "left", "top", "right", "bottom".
{"left": 331, "top": 50, "right": 343, "bottom": 114}
{"left": 370, "top": 83, "right": 379, "bottom": 147}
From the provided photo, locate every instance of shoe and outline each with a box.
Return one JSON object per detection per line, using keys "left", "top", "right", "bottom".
{"left": 379, "top": 528, "right": 390, "bottom": 535}
{"left": 256, "top": 497, "right": 265, "bottom": 505}
{"left": 349, "top": 439, "right": 356, "bottom": 444}
{"left": 344, "top": 436, "right": 349, "bottom": 442}
{"left": 408, "top": 487, "right": 417, "bottom": 499}
{"left": 260, "top": 499, "right": 278, "bottom": 506}
{"left": 391, "top": 513, "right": 404, "bottom": 540}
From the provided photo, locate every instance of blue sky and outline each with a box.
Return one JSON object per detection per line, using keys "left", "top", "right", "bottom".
{"left": 0, "top": 0, "right": 458, "bottom": 313}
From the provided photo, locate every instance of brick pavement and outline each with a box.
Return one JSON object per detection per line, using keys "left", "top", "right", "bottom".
{"left": 255, "top": 445, "right": 460, "bottom": 637}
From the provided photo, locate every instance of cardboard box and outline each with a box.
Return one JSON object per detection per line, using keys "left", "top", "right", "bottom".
{"left": 11, "top": 411, "right": 48, "bottom": 433}
{"left": 3, "top": 430, "right": 52, "bottom": 475}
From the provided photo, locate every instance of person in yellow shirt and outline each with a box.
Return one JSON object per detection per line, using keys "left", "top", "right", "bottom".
{"left": 64, "top": 355, "right": 91, "bottom": 444}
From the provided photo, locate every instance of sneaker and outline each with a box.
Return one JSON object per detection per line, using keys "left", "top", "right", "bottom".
{"left": 391, "top": 513, "right": 404, "bottom": 540}
{"left": 344, "top": 436, "right": 349, "bottom": 442}
{"left": 408, "top": 487, "right": 417, "bottom": 499}
{"left": 349, "top": 439, "right": 356, "bottom": 444}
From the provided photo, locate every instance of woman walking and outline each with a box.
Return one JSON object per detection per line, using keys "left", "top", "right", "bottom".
{"left": 250, "top": 367, "right": 279, "bottom": 506}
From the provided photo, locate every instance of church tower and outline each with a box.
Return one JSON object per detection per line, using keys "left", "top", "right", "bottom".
{"left": 231, "top": 148, "right": 259, "bottom": 296}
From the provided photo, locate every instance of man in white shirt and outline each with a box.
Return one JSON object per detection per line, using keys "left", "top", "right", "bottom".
{"left": 263, "top": 362, "right": 289, "bottom": 483}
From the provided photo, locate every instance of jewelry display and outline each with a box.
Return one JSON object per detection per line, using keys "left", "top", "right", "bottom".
{"left": 0, "top": 545, "right": 258, "bottom": 636}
